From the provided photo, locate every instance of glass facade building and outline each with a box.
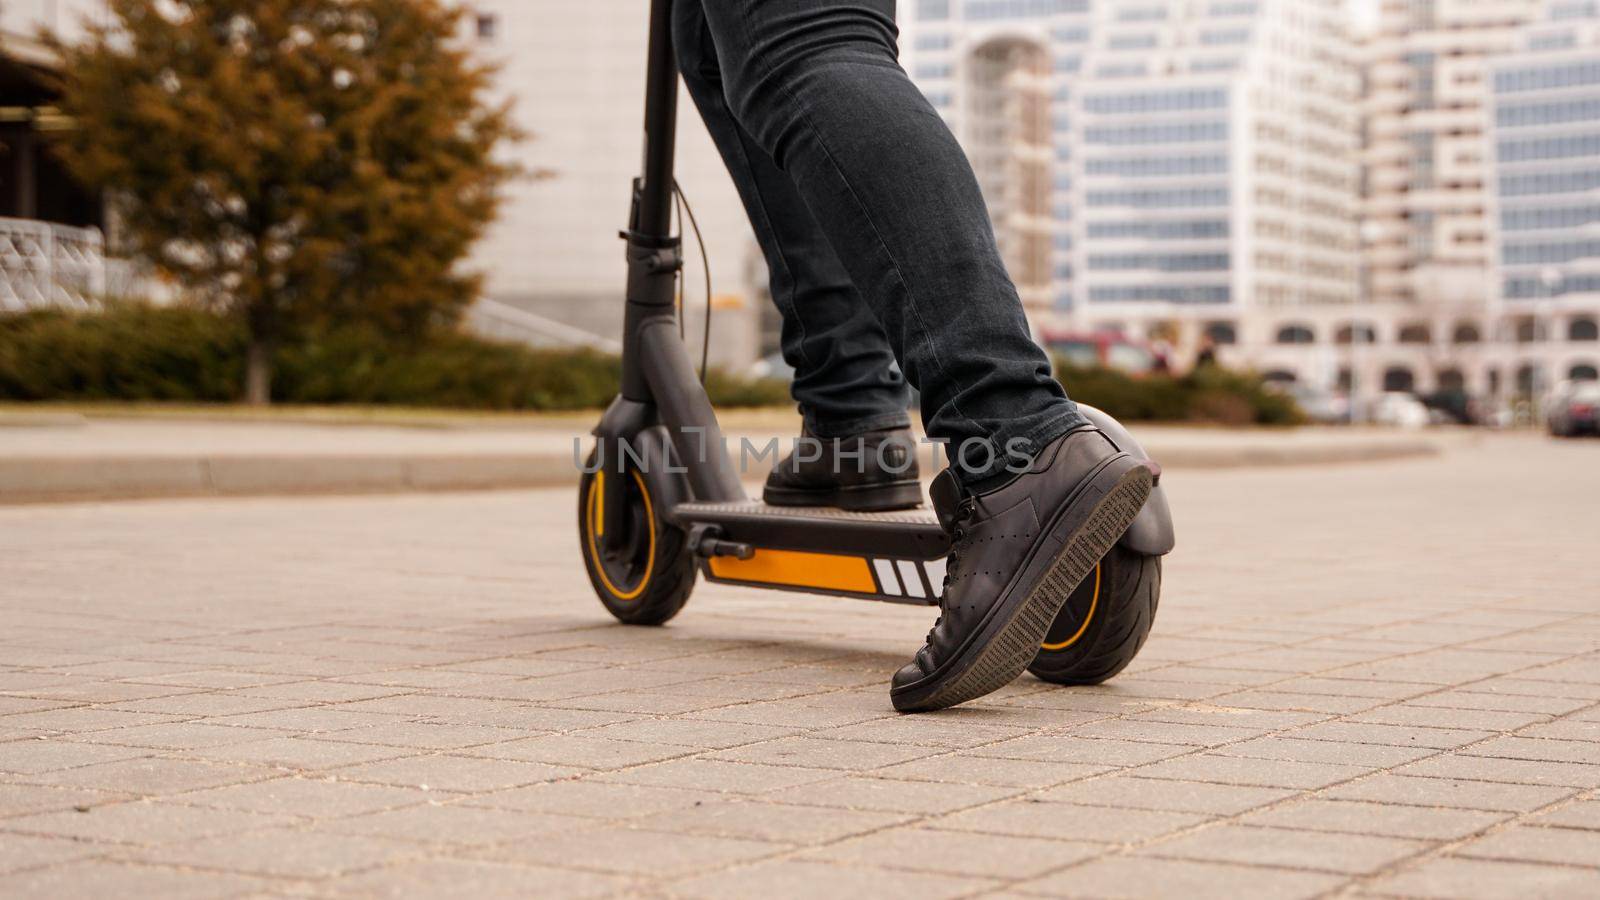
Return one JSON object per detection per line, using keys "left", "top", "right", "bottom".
{"left": 1487, "top": 1, "right": 1600, "bottom": 389}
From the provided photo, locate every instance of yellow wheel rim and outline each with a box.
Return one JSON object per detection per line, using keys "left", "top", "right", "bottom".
{"left": 585, "top": 470, "right": 656, "bottom": 602}
{"left": 1040, "top": 562, "right": 1100, "bottom": 651}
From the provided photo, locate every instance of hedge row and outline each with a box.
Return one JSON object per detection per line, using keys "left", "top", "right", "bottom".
{"left": 0, "top": 304, "right": 1300, "bottom": 424}
{"left": 0, "top": 304, "right": 790, "bottom": 409}
{"left": 1054, "top": 361, "right": 1303, "bottom": 426}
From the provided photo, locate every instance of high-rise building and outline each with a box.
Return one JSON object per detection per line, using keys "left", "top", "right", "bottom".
{"left": 1343, "top": 0, "right": 1543, "bottom": 405}
{"left": 1486, "top": 0, "right": 1600, "bottom": 394}
{"left": 903, "top": 1, "right": 1364, "bottom": 383}
{"left": 1361, "top": 0, "right": 1542, "bottom": 316}
{"left": 1068, "top": 0, "right": 1362, "bottom": 370}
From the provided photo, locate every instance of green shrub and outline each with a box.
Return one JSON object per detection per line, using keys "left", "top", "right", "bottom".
{"left": 1054, "top": 360, "right": 1304, "bottom": 426}
{"left": 0, "top": 303, "right": 245, "bottom": 401}
{"left": 0, "top": 305, "right": 789, "bottom": 410}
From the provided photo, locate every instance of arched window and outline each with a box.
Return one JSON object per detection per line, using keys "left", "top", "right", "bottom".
{"left": 1383, "top": 367, "right": 1415, "bottom": 392}
{"left": 1335, "top": 323, "right": 1377, "bottom": 345}
{"left": 1263, "top": 369, "right": 1297, "bottom": 385}
{"left": 1204, "top": 321, "right": 1237, "bottom": 345}
{"left": 1436, "top": 369, "right": 1466, "bottom": 392}
{"left": 1571, "top": 364, "right": 1599, "bottom": 381}
{"left": 1276, "top": 324, "right": 1316, "bottom": 345}
{"left": 1398, "top": 323, "right": 1432, "bottom": 345}
{"left": 1515, "top": 319, "right": 1545, "bottom": 344}
{"left": 1451, "top": 322, "right": 1482, "bottom": 344}
{"left": 1570, "top": 318, "right": 1599, "bottom": 342}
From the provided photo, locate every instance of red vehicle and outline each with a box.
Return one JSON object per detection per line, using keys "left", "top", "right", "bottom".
{"left": 1040, "top": 329, "right": 1164, "bottom": 375}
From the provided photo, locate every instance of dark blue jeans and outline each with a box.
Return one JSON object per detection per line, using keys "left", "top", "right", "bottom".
{"left": 673, "top": 0, "right": 1085, "bottom": 485}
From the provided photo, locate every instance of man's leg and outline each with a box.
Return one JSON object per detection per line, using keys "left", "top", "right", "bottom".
{"left": 673, "top": 0, "right": 911, "bottom": 441}
{"left": 692, "top": 0, "right": 1155, "bottom": 713}
{"left": 695, "top": 0, "right": 1085, "bottom": 485}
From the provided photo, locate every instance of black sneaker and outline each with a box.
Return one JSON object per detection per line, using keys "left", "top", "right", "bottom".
{"left": 891, "top": 426, "right": 1155, "bottom": 712}
{"left": 763, "top": 425, "right": 922, "bottom": 512}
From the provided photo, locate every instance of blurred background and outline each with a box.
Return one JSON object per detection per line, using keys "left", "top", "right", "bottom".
{"left": 0, "top": 0, "right": 1597, "bottom": 438}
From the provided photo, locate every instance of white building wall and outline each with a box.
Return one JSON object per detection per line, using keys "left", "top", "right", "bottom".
{"left": 0, "top": 0, "right": 103, "bottom": 41}
{"left": 468, "top": 1, "right": 761, "bottom": 364}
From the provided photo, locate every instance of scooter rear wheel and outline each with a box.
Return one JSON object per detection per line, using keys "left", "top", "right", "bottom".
{"left": 577, "top": 452, "right": 695, "bottom": 626}
{"left": 1028, "top": 544, "right": 1161, "bottom": 685}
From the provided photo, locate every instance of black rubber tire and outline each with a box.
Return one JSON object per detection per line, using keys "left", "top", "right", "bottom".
{"left": 577, "top": 452, "right": 695, "bottom": 626}
{"left": 1027, "top": 544, "right": 1161, "bottom": 685}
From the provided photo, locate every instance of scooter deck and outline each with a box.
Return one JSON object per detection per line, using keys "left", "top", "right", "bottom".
{"left": 673, "top": 500, "right": 950, "bottom": 605}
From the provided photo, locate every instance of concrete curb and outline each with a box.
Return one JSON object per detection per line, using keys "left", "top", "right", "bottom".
{"left": 0, "top": 437, "right": 1445, "bottom": 504}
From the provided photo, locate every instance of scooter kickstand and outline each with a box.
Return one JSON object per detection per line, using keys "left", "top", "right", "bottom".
{"left": 687, "top": 524, "right": 754, "bottom": 560}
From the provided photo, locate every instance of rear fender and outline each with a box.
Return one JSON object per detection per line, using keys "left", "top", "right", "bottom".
{"left": 1077, "top": 404, "right": 1176, "bottom": 557}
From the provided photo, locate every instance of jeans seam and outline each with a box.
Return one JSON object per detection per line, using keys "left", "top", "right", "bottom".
{"left": 736, "top": 13, "right": 992, "bottom": 445}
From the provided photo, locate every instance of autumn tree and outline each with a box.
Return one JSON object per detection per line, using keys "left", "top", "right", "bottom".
{"left": 54, "top": 0, "right": 516, "bottom": 404}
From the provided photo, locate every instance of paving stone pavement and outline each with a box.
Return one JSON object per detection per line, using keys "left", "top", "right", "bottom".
{"left": 2, "top": 432, "right": 1598, "bottom": 898}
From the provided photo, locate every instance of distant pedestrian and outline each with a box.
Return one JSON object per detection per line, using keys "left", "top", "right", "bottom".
{"left": 1195, "top": 336, "right": 1218, "bottom": 370}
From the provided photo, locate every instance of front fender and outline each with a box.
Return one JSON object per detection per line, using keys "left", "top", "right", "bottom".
{"left": 591, "top": 397, "right": 693, "bottom": 521}
{"left": 1077, "top": 404, "right": 1176, "bottom": 557}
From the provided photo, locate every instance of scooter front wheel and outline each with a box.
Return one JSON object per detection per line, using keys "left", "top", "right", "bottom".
{"left": 1028, "top": 544, "right": 1161, "bottom": 685}
{"left": 577, "top": 452, "right": 696, "bottom": 625}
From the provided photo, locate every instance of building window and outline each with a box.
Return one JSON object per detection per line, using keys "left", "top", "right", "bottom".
{"left": 475, "top": 13, "right": 499, "bottom": 41}
{"left": 1083, "top": 88, "right": 1227, "bottom": 115}
{"left": 1384, "top": 367, "right": 1416, "bottom": 393}
{"left": 1275, "top": 324, "right": 1316, "bottom": 345}
{"left": 1571, "top": 364, "right": 1600, "bottom": 381}
{"left": 1571, "top": 318, "right": 1599, "bottom": 342}
{"left": 1452, "top": 323, "right": 1482, "bottom": 344}
{"left": 1204, "top": 321, "right": 1237, "bottom": 345}
{"left": 1088, "top": 285, "right": 1230, "bottom": 303}
{"left": 1335, "top": 323, "right": 1377, "bottom": 345}
{"left": 1398, "top": 324, "right": 1432, "bottom": 344}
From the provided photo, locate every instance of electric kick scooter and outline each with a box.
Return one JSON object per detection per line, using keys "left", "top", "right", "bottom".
{"left": 580, "top": 0, "right": 1175, "bottom": 684}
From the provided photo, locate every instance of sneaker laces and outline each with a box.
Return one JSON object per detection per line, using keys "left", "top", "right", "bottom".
{"left": 925, "top": 496, "right": 978, "bottom": 646}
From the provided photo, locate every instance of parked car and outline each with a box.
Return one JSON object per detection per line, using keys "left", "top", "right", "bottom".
{"left": 1371, "top": 391, "right": 1431, "bottom": 429}
{"left": 1041, "top": 330, "right": 1161, "bottom": 375}
{"left": 1282, "top": 384, "right": 1350, "bottom": 424}
{"left": 1547, "top": 380, "right": 1600, "bottom": 437}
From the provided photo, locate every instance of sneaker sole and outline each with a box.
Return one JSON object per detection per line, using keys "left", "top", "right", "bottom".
{"left": 891, "top": 456, "right": 1154, "bottom": 713}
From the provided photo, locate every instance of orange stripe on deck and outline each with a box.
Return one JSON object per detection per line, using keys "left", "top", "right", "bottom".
{"left": 708, "top": 549, "right": 877, "bottom": 594}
